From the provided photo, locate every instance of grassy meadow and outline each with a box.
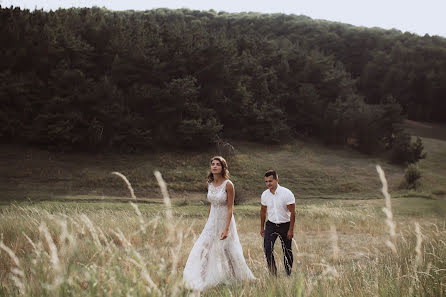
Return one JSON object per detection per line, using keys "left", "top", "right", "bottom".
{"left": 0, "top": 121, "right": 445, "bottom": 296}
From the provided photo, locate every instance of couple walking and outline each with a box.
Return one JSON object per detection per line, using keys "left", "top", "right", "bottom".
{"left": 183, "top": 156, "right": 296, "bottom": 291}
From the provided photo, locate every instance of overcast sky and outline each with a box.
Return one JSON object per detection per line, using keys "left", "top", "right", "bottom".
{"left": 2, "top": 0, "right": 445, "bottom": 37}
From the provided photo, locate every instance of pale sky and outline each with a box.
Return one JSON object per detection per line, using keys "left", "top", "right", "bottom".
{"left": 2, "top": 0, "right": 446, "bottom": 37}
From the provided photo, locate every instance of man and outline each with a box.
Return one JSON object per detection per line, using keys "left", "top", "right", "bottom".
{"left": 260, "top": 170, "right": 296, "bottom": 276}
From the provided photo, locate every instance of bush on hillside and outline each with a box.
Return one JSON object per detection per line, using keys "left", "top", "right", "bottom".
{"left": 403, "top": 164, "right": 422, "bottom": 189}
{"left": 390, "top": 133, "right": 427, "bottom": 164}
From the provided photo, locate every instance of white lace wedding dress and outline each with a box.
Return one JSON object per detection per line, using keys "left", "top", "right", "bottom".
{"left": 183, "top": 180, "right": 255, "bottom": 291}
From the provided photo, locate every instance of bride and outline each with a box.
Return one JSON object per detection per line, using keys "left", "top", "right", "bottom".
{"left": 183, "top": 156, "right": 255, "bottom": 291}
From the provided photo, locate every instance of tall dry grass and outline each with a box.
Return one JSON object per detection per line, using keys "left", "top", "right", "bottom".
{"left": 0, "top": 171, "right": 191, "bottom": 296}
{"left": 0, "top": 168, "right": 445, "bottom": 296}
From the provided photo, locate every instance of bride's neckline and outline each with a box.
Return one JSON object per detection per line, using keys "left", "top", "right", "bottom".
{"left": 211, "top": 179, "right": 228, "bottom": 188}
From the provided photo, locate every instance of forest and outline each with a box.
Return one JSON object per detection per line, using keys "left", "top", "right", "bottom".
{"left": 1, "top": 6, "right": 445, "bottom": 158}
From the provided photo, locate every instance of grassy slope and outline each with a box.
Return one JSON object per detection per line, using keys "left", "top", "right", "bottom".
{"left": 1, "top": 120, "right": 444, "bottom": 204}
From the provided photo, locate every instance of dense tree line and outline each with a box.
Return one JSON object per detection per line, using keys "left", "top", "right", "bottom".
{"left": 0, "top": 6, "right": 444, "bottom": 157}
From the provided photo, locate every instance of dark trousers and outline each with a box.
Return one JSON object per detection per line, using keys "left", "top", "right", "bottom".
{"left": 264, "top": 220, "right": 293, "bottom": 275}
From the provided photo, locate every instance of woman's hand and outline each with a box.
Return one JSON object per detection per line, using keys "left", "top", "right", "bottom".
{"left": 220, "top": 229, "right": 229, "bottom": 240}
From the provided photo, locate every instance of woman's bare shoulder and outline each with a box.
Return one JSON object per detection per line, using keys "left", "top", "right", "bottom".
{"left": 225, "top": 179, "right": 234, "bottom": 189}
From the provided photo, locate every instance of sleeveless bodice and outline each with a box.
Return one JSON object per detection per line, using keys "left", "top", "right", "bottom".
{"left": 207, "top": 180, "right": 230, "bottom": 207}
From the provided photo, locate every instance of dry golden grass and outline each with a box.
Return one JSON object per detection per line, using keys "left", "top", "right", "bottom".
{"left": 1, "top": 169, "right": 445, "bottom": 296}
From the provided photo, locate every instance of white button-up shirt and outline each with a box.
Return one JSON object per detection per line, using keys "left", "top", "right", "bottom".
{"left": 261, "top": 185, "right": 295, "bottom": 224}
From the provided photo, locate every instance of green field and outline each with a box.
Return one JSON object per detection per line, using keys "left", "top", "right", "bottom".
{"left": 0, "top": 121, "right": 445, "bottom": 296}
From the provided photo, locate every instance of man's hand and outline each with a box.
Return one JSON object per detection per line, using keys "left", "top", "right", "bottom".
{"left": 260, "top": 205, "right": 267, "bottom": 238}
{"left": 287, "top": 203, "right": 295, "bottom": 240}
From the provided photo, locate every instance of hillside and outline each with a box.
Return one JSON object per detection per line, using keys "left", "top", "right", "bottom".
{"left": 1, "top": 121, "right": 444, "bottom": 204}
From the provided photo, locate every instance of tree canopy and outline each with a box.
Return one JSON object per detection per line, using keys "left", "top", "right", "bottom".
{"left": 1, "top": 6, "right": 444, "bottom": 154}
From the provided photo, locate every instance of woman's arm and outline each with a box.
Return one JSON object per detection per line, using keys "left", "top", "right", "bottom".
{"left": 207, "top": 182, "right": 211, "bottom": 218}
{"left": 220, "top": 181, "right": 234, "bottom": 240}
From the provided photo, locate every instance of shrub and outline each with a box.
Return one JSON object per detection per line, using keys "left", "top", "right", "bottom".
{"left": 390, "top": 133, "right": 427, "bottom": 164}
{"left": 404, "top": 164, "right": 422, "bottom": 189}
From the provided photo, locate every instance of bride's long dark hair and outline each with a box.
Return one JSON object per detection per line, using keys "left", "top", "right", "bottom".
{"left": 207, "top": 156, "right": 229, "bottom": 183}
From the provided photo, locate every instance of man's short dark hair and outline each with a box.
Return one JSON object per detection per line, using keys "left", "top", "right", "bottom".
{"left": 264, "top": 170, "right": 278, "bottom": 180}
